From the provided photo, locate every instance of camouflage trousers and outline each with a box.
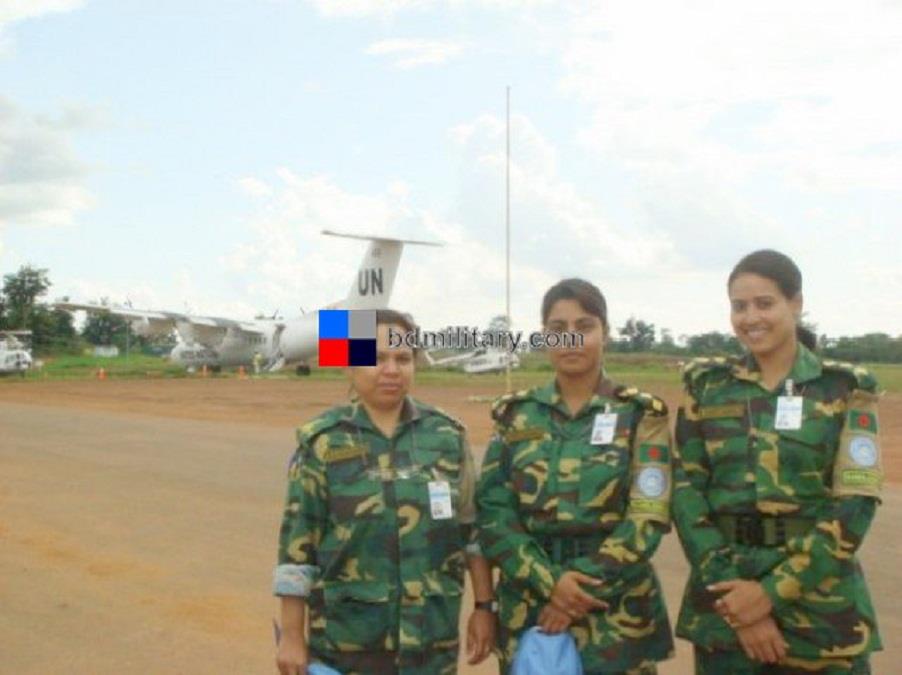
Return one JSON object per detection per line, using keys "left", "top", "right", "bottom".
{"left": 693, "top": 647, "right": 871, "bottom": 674}
{"left": 313, "top": 648, "right": 457, "bottom": 675}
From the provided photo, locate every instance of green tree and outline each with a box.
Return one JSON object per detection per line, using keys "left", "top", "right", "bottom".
{"left": 686, "top": 331, "right": 743, "bottom": 356}
{"left": 618, "top": 317, "right": 656, "bottom": 352}
{"left": 2, "top": 265, "right": 51, "bottom": 328}
{"left": 81, "top": 310, "right": 130, "bottom": 348}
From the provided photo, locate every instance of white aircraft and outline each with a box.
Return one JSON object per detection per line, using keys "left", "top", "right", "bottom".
{"left": 0, "top": 330, "right": 33, "bottom": 376}
{"left": 425, "top": 347, "right": 520, "bottom": 374}
{"left": 56, "top": 231, "right": 439, "bottom": 374}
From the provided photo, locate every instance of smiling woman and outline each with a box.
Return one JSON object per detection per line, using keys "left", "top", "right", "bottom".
{"left": 672, "top": 249, "right": 885, "bottom": 674}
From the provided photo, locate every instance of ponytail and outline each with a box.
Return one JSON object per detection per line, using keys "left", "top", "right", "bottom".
{"left": 797, "top": 325, "right": 817, "bottom": 351}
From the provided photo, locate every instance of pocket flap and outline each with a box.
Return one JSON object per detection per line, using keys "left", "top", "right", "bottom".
{"left": 324, "top": 580, "right": 391, "bottom": 603}
{"left": 421, "top": 574, "right": 464, "bottom": 597}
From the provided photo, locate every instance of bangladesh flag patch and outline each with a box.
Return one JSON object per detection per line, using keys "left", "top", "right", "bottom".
{"left": 850, "top": 410, "right": 877, "bottom": 433}
{"left": 639, "top": 444, "right": 669, "bottom": 463}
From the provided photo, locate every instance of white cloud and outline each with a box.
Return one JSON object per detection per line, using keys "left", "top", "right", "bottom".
{"left": 236, "top": 176, "right": 273, "bottom": 199}
{"left": 216, "top": 168, "right": 560, "bottom": 331}
{"left": 529, "top": 0, "right": 902, "bottom": 336}
{"left": 0, "top": 0, "right": 84, "bottom": 54}
{"left": 0, "top": 0, "right": 83, "bottom": 27}
{"left": 365, "top": 38, "right": 465, "bottom": 69}
{"left": 0, "top": 97, "right": 93, "bottom": 227}
{"left": 560, "top": 1, "right": 902, "bottom": 194}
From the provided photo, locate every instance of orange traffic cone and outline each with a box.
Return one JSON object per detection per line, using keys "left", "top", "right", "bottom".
{"left": 238, "top": 365, "right": 247, "bottom": 380}
{"left": 98, "top": 367, "right": 107, "bottom": 381}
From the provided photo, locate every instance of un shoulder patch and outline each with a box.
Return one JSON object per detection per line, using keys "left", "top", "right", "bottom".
{"left": 832, "top": 388, "right": 882, "bottom": 499}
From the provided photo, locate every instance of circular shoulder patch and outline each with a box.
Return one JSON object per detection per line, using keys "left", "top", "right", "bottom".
{"left": 849, "top": 436, "right": 878, "bottom": 467}
{"left": 637, "top": 466, "right": 667, "bottom": 498}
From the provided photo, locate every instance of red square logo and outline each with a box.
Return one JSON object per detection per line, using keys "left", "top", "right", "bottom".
{"left": 319, "top": 339, "right": 349, "bottom": 367}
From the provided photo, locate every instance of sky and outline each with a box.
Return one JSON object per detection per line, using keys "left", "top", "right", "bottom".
{"left": 1, "top": 0, "right": 900, "bottom": 340}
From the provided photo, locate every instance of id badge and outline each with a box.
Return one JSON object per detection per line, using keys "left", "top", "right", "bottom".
{"left": 774, "top": 396, "right": 803, "bottom": 430}
{"left": 428, "top": 480, "right": 453, "bottom": 520}
{"left": 591, "top": 412, "right": 618, "bottom": 445}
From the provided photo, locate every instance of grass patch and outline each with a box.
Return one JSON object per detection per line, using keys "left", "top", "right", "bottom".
{"left": 7, "top": 351, "right": 900, "bottom": 394}
{"left": 19, "top": 354, "right": 186, "bottom": 381}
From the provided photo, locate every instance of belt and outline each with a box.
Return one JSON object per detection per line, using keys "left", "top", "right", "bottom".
{"left": 540, "top": 534, "right": 607, "bottom": 564}
{"left": 714, "top": 514, "right": 814, "bottom": 547}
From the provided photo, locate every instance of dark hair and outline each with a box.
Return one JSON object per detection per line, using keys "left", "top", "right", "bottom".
{"left": 376, "top": 308, "right": 417, "bottom": 334}
{"left": 728, "top": 249, "right": 817, "bottom": 350}
{"left": 541, "top": 278, "right": 608, "bottom": 331}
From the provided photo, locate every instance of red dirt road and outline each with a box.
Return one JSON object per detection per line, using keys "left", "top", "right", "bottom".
{"left": 1, "top": 379, "right": 899, "bottom": 674}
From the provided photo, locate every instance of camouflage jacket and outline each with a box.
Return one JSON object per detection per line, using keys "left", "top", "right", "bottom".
{"left": 273, "top": 396, "right": 478, "bottom": 656}
{"left": 672, "top": 345, "right": 883, "bottom": 659}
{"left": 476, "top": 378, "right": 674, "bottom": 671}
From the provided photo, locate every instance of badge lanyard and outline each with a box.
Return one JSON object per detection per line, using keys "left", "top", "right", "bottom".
{"left": 774, "top": 378, "right": 804, "bottom": 431}
{"left": 590, "top": 403, "right": 618, "bottom": 445}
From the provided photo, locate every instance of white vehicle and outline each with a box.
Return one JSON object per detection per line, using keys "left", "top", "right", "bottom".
{"left": 56, "top": 231, "right": 438, "bottom": 374}
{"left": 426, "top": 347, "right": 520, "bottom": 374}
{"left": 0, "top": 330, "right": 33, "bottom": 376}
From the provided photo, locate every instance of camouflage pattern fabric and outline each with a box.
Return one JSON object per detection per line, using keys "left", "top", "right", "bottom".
{"left": 314, "top": 647, "right": 457, "bottom": 675}
{"left": 476, "top": 378, "right": 675, "bottom": 673}
{"left": 693, "top": 645, "right": 871, "bottom": 674}
{"left": 672, "top": 344, "right": 883, "bottom": 663}
{"left": 275, "top": 396, "right": 478, "bottom": 672}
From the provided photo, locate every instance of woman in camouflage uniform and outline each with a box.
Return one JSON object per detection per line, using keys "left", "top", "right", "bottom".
{"left": 672, "top": 250, "right": 883, "bottom": 674}
{"left": 273, "top": 309, "right": 495, "bottom": 675}
{"left": 477, "top": 279, "right": 675, "bottom": 674}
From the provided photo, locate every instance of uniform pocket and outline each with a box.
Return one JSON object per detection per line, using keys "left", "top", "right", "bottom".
{"left": 703, "top": 431, "right": 751, "bottom": 490}
{"left": 322, "top": 581, "right": 393, "bottom": 652}
{"left": 417, "top": 576, "right": 463, "bottom": 647}
{"left": 325, "top": 456, "right": 385, "bottom": 523}
{"left": 509, "top": 440, "right": 551, "bottom": 512}
{"left": 578, "top": 445, "right": 629, "bottom": 510}
{"left": 773, "top": 404, "right": 835, "bottom": 498}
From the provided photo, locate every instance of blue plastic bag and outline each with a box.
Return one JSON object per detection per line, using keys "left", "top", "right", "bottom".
{"left": 511, "top": 626, "right": 584, "bottom": 675}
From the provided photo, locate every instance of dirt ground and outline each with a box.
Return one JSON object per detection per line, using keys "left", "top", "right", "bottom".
{"left": 1, "top": 378, "right": 900, "bottom": 674}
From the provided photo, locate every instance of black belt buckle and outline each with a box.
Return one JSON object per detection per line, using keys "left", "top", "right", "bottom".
{"left": 735, "top": 515, "right": 764, "bottom": 546}
{"left": 542, "top": 536, "right": 598, "bottom": 563}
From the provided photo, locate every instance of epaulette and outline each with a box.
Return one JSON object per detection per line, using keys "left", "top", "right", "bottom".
{"left": 417, "top": 401, "right": 466, "bottom": 431}
{"left": 615, "top": 385, "right": 668, "bottom": 416}
{"left": 681, "top": 355, "right": 734, "bottom": 387}
{"left": 490, "top": 388, "right": 531, "bottom": 422}
{"left": 822, "top": 360, "right": 878, "bottom": 393}
{"left": 295, "top": 406, "right": 348, "bottom": 446}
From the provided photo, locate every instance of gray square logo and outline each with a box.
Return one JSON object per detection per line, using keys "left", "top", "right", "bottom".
{"left": 349, "top": 310, "right": 376, "bottom": 339}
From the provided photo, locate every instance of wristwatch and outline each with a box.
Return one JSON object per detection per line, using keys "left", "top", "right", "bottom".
{"left": 474, "top": 599, "right": 498, "bottom": 613}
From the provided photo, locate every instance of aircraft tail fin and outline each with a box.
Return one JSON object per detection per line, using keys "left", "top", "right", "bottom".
{"left": 322, "top": 230, "right": 441, "bottom": 310}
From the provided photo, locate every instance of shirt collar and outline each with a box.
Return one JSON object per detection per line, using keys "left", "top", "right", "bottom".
{"left": 347, "top": 395, "right": 420, "bottom": 433}
{"left": 731, "top": 343, "right": 822, "bottom": 386}
{"left": 533, "top": 374, "right": 618, "bottom": 416}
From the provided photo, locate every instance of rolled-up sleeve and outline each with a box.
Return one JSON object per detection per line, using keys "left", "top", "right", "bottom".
{"left": 456, "top": 433, "right": 484, "bottom": 557}
{"left": 273, "top": 438, "right": 327, "bottom": 597}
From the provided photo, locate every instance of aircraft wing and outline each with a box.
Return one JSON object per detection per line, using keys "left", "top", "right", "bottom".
{"left": 54, "top": 301, "right": 265, "bottom": 342}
